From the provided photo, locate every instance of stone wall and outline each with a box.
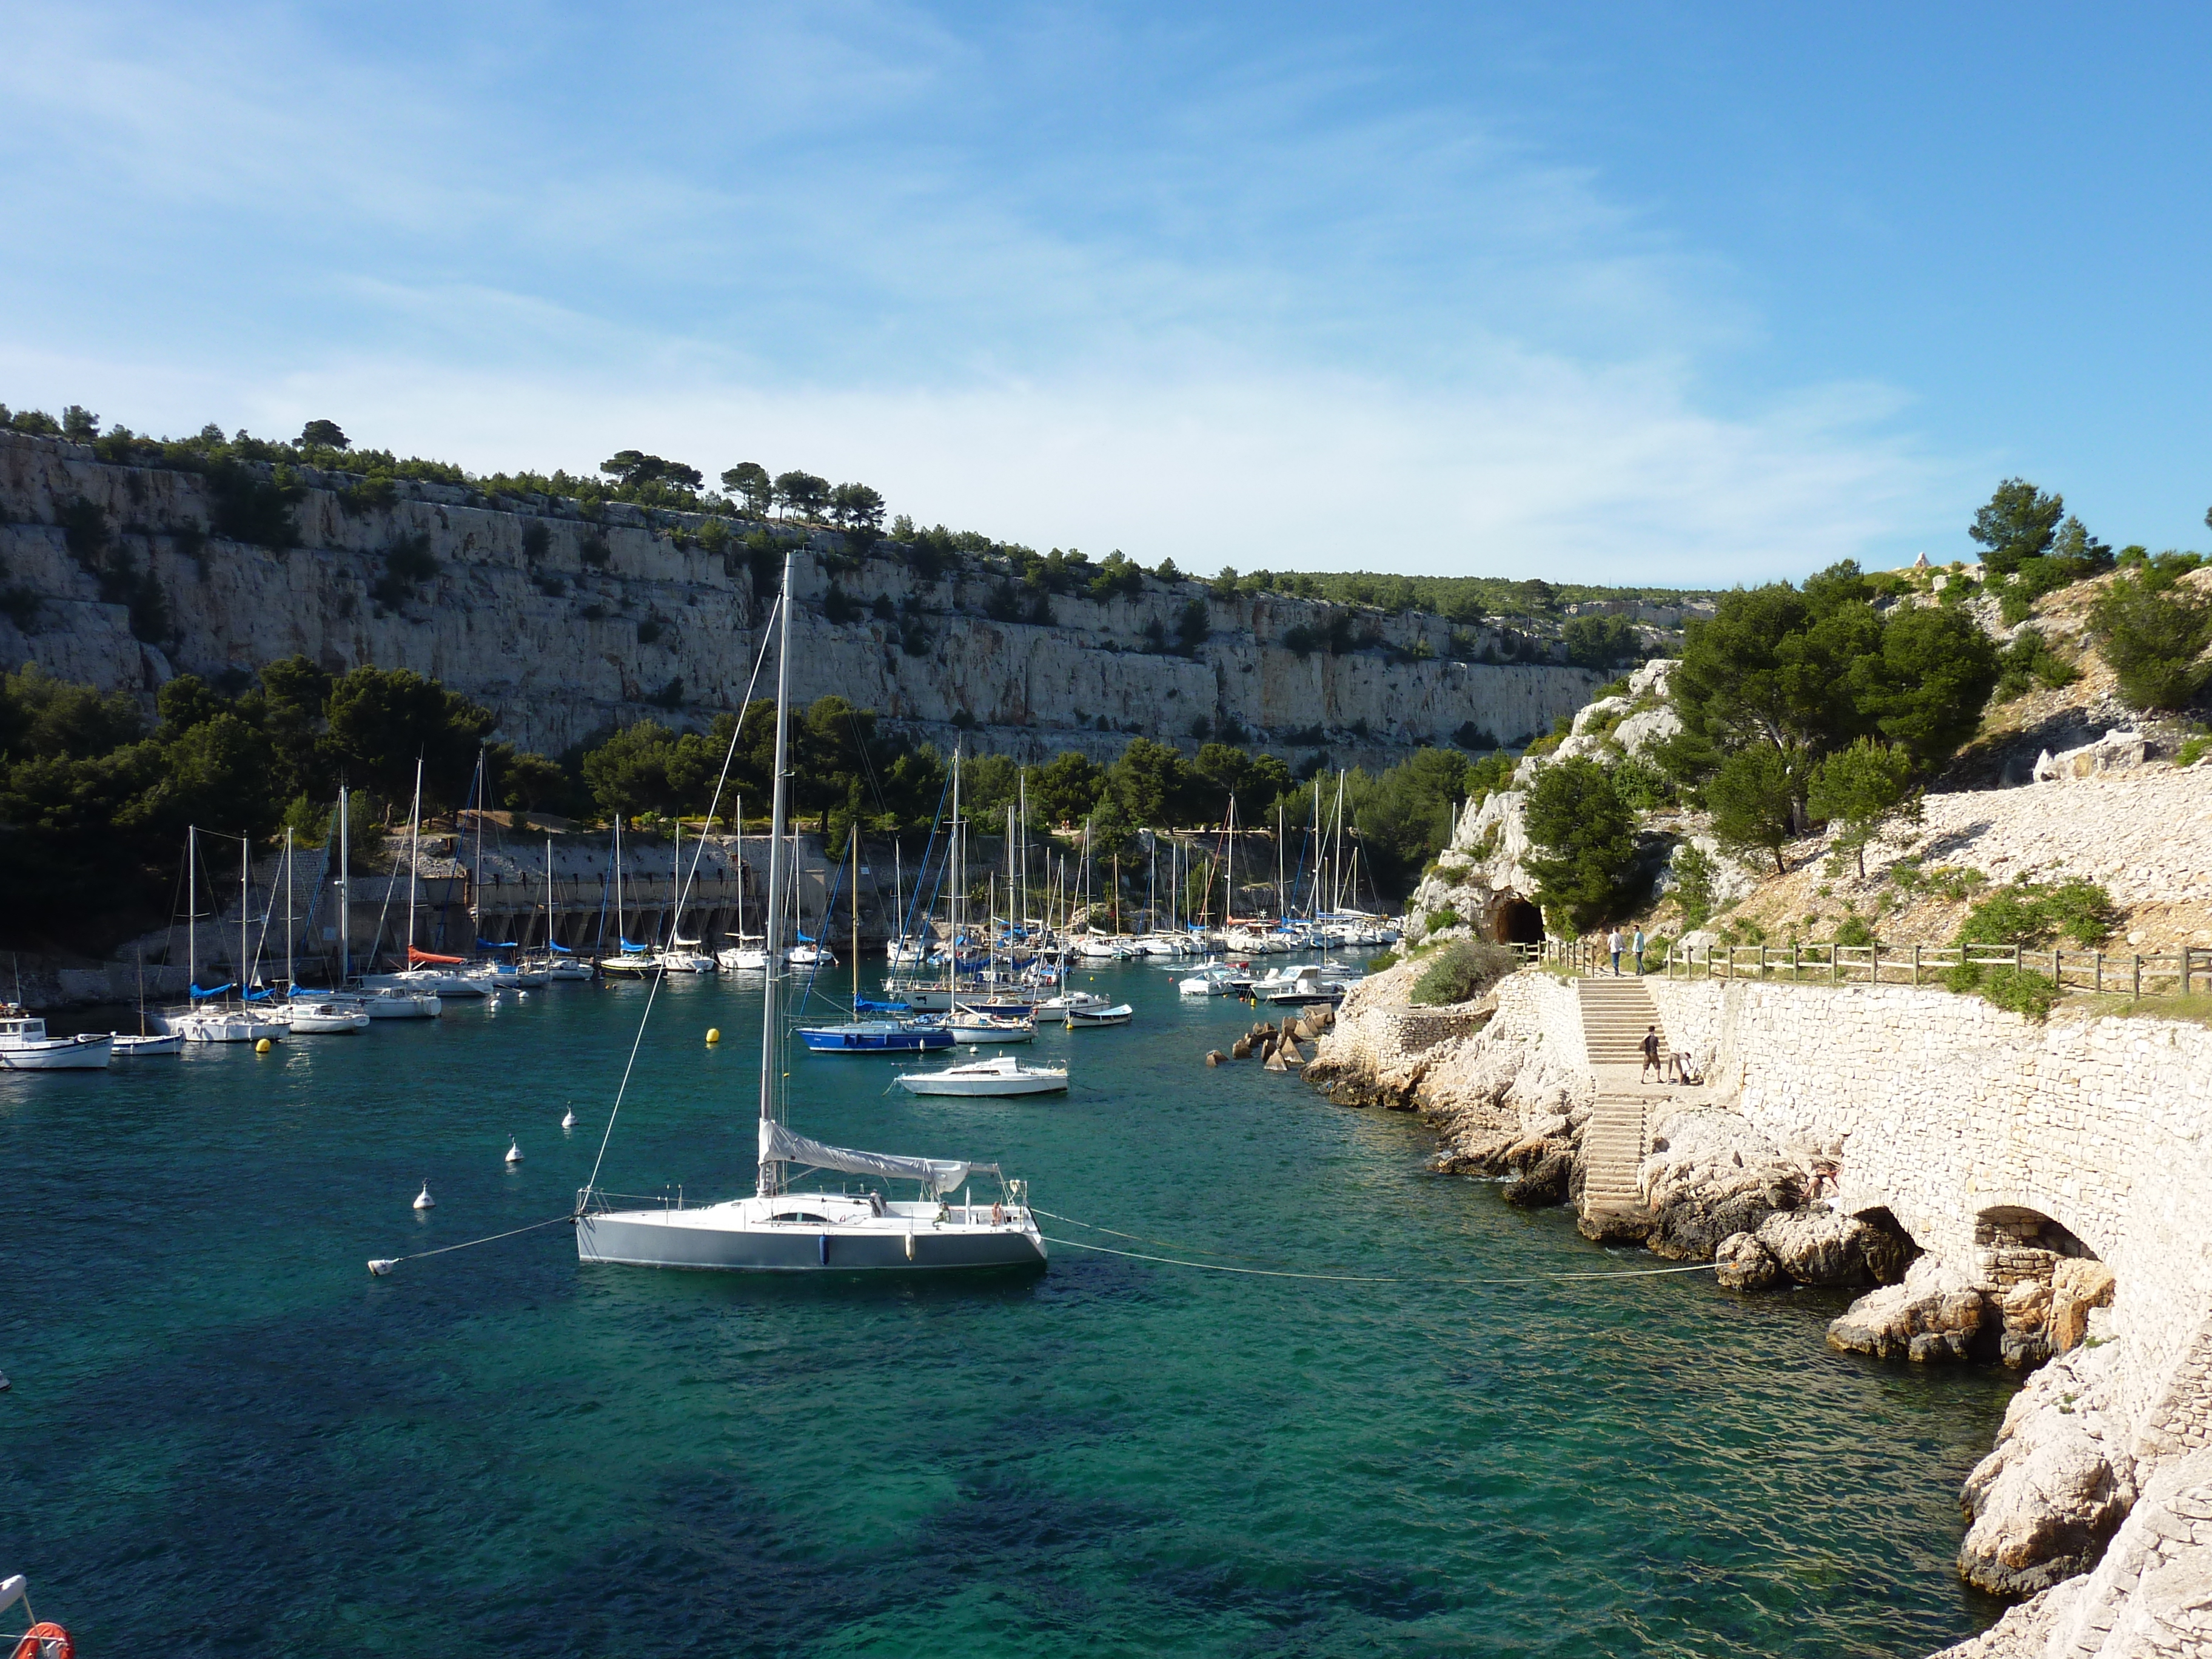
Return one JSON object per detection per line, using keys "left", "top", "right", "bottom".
{"left": 0, "top": 430, "right": 1603, "bottom": 762}
{"left": 1643, "top": 977, "right": 2212, "bottom": 1449}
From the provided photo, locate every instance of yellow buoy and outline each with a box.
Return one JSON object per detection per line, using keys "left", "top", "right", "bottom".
{"left": 254, "top": 1037, "right": 272, "bottom": 1054}
{"left": 706, "top": 1027, "right": 721, "bottom": 1045}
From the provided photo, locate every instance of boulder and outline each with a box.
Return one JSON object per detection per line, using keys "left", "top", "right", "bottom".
{"left": 1753, "top": 1208, "right": 1911, "bottom": 1287}
{"left": 1204, "top": 1050, "right": 1224, "bottom": 1067}
{"left": 1575, "top": 1207, "right": 1655, "bottom": 1245}
{"left": 1826, "top": 1255, "right": 1988, "bottom": 1362}
{"left": 1264, "top": 1045, "right": 1288, "bottom": 1073}
{"left": 1231, "top": 1036, "right": 1253, "bottom": 1060}
{"left": 1638, "top": 1110, "right": 1803, "bottom": 1262}
{"left": 1502, "top": 1151, "right": 1571, "bottom": 1208}
{"left": 2031, "top": 1443, "right": 2212, "bottom": 1657}
{"left": 1999, "top": 1279, "right": 2056, "bottom": 1370}
{"left": 1714, "top": 1232, "right": 1784, "bottom": 1292}
{"left": 2048, "top": 1259, "right": 2117, "bottom": 1354}
{"left": 1957, "top": 1337, "right": 2137, "bottom": 1595}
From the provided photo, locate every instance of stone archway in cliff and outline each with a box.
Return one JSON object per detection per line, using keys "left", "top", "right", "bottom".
{"left": 1484, "top": 894, "right": 1543, "bottom": 947}
{"left": 1974, "top": 1204, "right": 2112, "bottom": 1368}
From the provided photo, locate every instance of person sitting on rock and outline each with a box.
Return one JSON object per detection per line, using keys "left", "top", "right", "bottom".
{"left": 1640, "top": 1024, "right": 1662, "bottom": 1082}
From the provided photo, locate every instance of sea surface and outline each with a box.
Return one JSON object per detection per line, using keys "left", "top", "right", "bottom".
{"left": 3, "top": 962, "right": 2016, "bottom": 1657}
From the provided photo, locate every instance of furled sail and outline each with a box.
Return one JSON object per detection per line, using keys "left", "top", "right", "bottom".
{"left": 758, "top": 1119, "right": 994, "bottom": 1197}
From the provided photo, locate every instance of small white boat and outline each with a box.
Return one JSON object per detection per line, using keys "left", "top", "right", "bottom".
{"left": 896, "top": 1055, "right": 1068, "bottom": 1096}
{"left": 1034, "top": 989, "right": 1110, "bottom": 1015}
{"left": 111, "top": 1031, "right": 183, "bottom": 1057}
{"left": 1065, "top": 1002, "right": 1133, "bottom": 1028}
{"left": 284, "top": 999, "right": 372, "bottom": 1034}
{"left": 166, "top": 1007, "right": 289, "bottom": 1044}
{"left": 0, "top": 1007, "right": 114, "bottom": 1070}
{"left": 358, "top": 987, "right": 441, "bottom": 1019}
{"left": 1178, "top": 965, "right": 1238, "bottom": 997}
{"left": 534, "top": 954, "right": 595, "bottom": 982}
{"left": 657, "top": 942, "right": 717, "bottom": 974}
{"left": 945, "top": 1008, "right": 1037, "bottom": 1044}
{"left": 717, "top": 944, "right": 769, "bottom": 971}
{"left": 786, "top": 943, "right": 836, "bottom": 968}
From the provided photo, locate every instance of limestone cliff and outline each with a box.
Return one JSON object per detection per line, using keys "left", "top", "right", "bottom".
{"left": 0, "top": 430, "right": 1604, "bottom": 761}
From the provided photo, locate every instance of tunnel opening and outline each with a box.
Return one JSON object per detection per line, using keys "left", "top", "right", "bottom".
{"left": 1844, "top": 1205, "right": 1922, "bottom": 1284}
{"left": 1974, "top": 1205, "right": 2110, "bottom": 1369}
{"left": 1485, "top": 894, "right": 1544, "bottom": 947}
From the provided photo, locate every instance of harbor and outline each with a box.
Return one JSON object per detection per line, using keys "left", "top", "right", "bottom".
{"left": 0, "top": 958, "right": 2016, "bottom": 1656}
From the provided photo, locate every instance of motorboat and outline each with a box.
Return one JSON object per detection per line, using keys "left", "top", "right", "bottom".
{"left": 895, "top": 1055, "right": 1067, "bottom": 1097}
{"left": 1178, "top": 965, "right": 1239, "bottom": 997}
{"left": 572, "top": 551, "right": 1044, "bottom": 1276}
{"left": 655, "top": 939, "right": 717, "bottom": 974}
{"left": 166, "top": 1002, "right": 289, "bottom": 1044}
{"left": 1065, "top": 1002, "right": 1133, "bottom": 1028}
{"left": 282, "top": 997, "right": 372, "bottom": 1034}
{"left": 787, "top": 942, "right": 836, "bottom": 968}
{"left": 111, "top": 1031, "right": 183, "bottom": 1057}
{"left": 358, "top": 987, "right": 441, "bottom": 1019}
{"left": 945, "top": 1009, "right": 1036, "bottom": 1044}
{"left": 0, "top": 1007, "right": 113, "bottom": 1070}
{"left": 1253, "top": 963, "right": 1358, "bottom": 1006}
{"left": 1034, "top": 988, "right": 1110, "bottom": 1015}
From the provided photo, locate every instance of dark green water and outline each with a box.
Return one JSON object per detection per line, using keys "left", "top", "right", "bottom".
{"left": 3, "top": 964, "right": 2013, "bottom": 1657}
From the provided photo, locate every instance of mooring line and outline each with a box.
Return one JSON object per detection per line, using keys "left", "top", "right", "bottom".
{"left": 1033, "top": 1207, "right": 1314, "bottom": 1264}
{"left": 367, "top": 1213, "right": 575, "bottom": 1276}
{"left": 1039, "top": 1233, "right": 1721, "bottom": 1286}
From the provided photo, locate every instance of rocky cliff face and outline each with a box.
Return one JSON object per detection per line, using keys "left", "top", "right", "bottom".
{"left": 0, "top": 431, "right": 1603, "bottom": 761}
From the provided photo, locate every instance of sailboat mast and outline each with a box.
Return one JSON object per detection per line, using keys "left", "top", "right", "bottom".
{"left": 735, "top": 794, "right": 745, "bottom": 947}
{"left": 187, "top": 824, "right": 197, "bottom": 991}
{"left": 337, "top": 788, "right": 350, "bottom": 983}
{"left": 757, "top": 564, "right": 794, "bottom": 1198}
{"left": 613, "top": 815, "right": 623, "bottom": 951}
{"left": 950, "top": 746, "right": 962, "bottom": 994}
{"left": 406, "top": 759, "right": 423, "bottom": 967}
{"left": 239, "top": 837, "right": 249, "bottom": 996}
{"left": 284, "top": 827, "right": 294, "bottom": 993}
{"left": 850, "top": 833, "right": 860, "bottom": 1017}
{"left": 546, "top": 834, "right": 555, "bottom": 954}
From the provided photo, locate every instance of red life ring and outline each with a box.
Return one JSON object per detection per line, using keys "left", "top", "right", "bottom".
{"left": 13, "top": 1623, "right": 73, "bottom": 1659}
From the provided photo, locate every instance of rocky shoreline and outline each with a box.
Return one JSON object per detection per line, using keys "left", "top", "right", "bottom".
{"left": 1305, "top": 963, "right": 2208, "bottom": 1657}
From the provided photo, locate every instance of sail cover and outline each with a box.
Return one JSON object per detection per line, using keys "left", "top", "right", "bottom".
{"left": 759, "top": 1119, "right": 995, "bottom": 1196}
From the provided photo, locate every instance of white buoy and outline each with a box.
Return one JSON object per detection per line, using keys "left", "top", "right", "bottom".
{"left": 560, "top": 1106, "right": 575, "bottom": 1130}
{"left": 367, "top": 1259, "right": 394, "bottom": 1276}
{"left": 518, "top": 990, "right": 529, "bottom": 1000}
{"left": 505, "top": 1138, "right": 523, "bottom": 1165}
{"left": 414, "top": 1181, "right": 435, "bottom": 1210}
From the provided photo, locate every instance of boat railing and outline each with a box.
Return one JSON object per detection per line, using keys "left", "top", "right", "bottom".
{"left": 577, "top": 1185, "right": 691, "bottom": 1212}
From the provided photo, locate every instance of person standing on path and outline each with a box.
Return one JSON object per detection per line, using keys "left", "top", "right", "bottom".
{"left": 1641, "top": 1024, "right": 1662, "bottom": 1081}
{"left": 1607, "top": 928, "right": 1623, "bottom": 975}
{"left": 1632, "top": 927, "right": 1647, "bottom": 974}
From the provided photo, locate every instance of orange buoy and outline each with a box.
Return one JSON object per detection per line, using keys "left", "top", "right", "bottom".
{"left": 14, "top": 1621, "right": 75, "bottom": 1659}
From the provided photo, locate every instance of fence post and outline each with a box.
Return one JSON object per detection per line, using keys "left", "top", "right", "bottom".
{"left": 2095, "top": 951, "right": 2102, "bottom": 994}
{"left": 2186, "top": 947, "right": 2194, "bottom": 998}
{"left": 2134, "top": 954, "right": 2142, "bottom": 999}
{"left": 2014, "top": 943, "right": 2022, "bottom": 973}
{"left": 1791, "top": 943, "right": 1800, "bottom": 981}
{"left": 1911, "top": 944, "right": 1920, "bottom": 987}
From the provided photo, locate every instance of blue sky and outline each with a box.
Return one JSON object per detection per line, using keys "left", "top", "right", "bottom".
{"left": 2, "top": 2, "right": 2207, "bottom": 587}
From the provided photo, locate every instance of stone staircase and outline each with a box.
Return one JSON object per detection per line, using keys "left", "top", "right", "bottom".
{"left": 1576, "top": 976, "right": 1669, "bottom": 1220}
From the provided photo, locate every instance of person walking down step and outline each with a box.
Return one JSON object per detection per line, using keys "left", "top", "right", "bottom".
{"left": 1641, "top": 1024, "right": 1663, "bottom": 1082}
{"left": 1607, "top": 928, "right": 1623, "bottom": 976}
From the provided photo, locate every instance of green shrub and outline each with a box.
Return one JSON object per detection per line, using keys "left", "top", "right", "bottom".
{"left": 1972, "top": 964, "right": 2061, "bottom": 1021}
{"left": 1424, "top": 907, "right": 1463, "bottom": 934}
{"left": 1994, "top": 628, "right": 2081, "bottom": 702}
{"left": 2091, "top": 571, "right": 2212, "bottom": 711}
{"left": 2177, "top": 734, "right": 2210, "bottom": 768}
{"left": 520, "top": 521, "right": 551, "bottom": 561}
{"left": 1956, "top": 878, "right": 2117, "bottom": 949}
{"left": 1409, "top": 939, "right": 1518, "bottom": 1006}
{"left": 1832, "top": 913, "right": 1875, "bottom": 947}
{"left": 1670, "top": 842, "right": 1718, "bottom": 929}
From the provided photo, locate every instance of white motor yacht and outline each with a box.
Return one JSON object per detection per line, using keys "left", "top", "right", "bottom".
{"left": 0, "top": 1007, "right": 113, "bottom": 1070}
{"left": 283, "top": 998, "right": 372, "bottom": 1034}
{"left": 895, "top": 1055, "right": 1067, "bottom": 1097}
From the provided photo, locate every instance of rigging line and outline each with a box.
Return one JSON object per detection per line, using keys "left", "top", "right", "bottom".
{"left": 369, "top": 1212, "right": 575, "bottom": 1273}
{"left": 1032, "top": 1207, "right": 1333, "bottom": 1265}
{"left": 583, "top": 603, "right": 781, "bottom": 1198}
{"left": 1039, "top": 1234, "right": 1723, "bottom": 1286}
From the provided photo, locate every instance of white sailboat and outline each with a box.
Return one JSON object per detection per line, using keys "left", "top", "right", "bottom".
{"left": 656, "top": 820, "right": 717, "bottom": 973}
{"left": 363, "top": 767, "right": 490, "bottom": 999}
{"left": 164, "top": 829, "right": 289, "bottom": 1044}
{"left": 717, "top": 793, "right": 770, "bottom": 971}
{"left": 575, "top": 554, "right": 1046, "bottom": 1273}
{"left": 596, "top": 816, "right": 658, "bottom": 977}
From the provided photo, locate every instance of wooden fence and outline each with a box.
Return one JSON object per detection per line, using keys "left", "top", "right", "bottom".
{"left": 1521, "top": 934, "right": 2210, "bottom": 999}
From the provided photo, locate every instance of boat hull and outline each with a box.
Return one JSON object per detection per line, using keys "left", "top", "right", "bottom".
{"left": 896, "top": 1073, "right": 1067, "bottom": 1096}
{"left": 0, "top": 1033, "right": 115, "bottom": 1070}
{"left": 796, "top": 1026, "right": 954, "bottom": 1053}
{"left": 111, "top": 1033, "right": 183, "bottom": 1057}
{"left": 575, "top": 1210, "right": 1047, "bottom": 1272}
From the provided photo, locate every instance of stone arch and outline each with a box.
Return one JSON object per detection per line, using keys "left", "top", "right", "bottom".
{"left": 1842, "top": 1203, "right": 1923, "bottom": 1284}
{"left": 1974, "top": 1202, "right": 2112, "bottom": 1368}
{"left": 1484, "top": 893, "right": 1543, "bottom": 947}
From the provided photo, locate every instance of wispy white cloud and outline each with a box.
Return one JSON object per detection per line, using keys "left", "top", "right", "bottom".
{"left": 0, "top": 0, "right": 1968, "bottom": 583}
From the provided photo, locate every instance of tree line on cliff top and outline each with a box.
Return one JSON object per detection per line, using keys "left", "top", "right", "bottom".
{"left": 0, "top": 653, "right": 1500, "bottom": 939}
{"left": 1520, "top": 478, "right": 2212, "bottom": 936}
{"left": 0, "top": 401, "right": 1682, "bottom": 658}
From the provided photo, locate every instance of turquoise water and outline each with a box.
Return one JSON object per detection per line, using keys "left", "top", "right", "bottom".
{"left": 2, "top": 965, "right": 2013, "bottom": 1657}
